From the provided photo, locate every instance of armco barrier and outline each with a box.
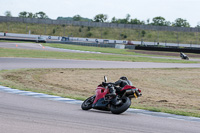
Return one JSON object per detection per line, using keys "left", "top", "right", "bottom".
{"left": 47, "top": 41, "right": 135, "bottom": 49}
{"left": 135, "top": 45, "right": 200, "bottom": 53}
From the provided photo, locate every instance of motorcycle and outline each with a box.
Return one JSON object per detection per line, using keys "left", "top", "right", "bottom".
{"left": 81, "top": 76, "right": 142, "bottom": 114}
{"left": 180, "top": 52, "right": 189, "bottom": 60}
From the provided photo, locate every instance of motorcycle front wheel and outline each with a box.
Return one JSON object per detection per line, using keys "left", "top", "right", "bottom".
{"left": 81, "top": 95, "right": 95, "bottom": 110}
{"left": 110, "top": 97, "right": 131, "bottom": 114}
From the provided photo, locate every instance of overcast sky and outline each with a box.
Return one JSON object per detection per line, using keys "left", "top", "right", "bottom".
{"left": 0, "top": 0, "right": 200, "bottom": 27}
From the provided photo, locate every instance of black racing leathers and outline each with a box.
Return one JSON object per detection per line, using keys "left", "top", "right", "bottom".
{"left": 103, "top": 79, "right": 132, "bottom": 95}
{"left": 114, "top": 79, "right": 131, "bottom": 88}
{"left": 109, "top": 79, "right": 131, "bottom": 94}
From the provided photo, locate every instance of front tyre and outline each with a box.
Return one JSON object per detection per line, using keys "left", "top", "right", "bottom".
{"left": 110, "top": 97, "right": 131, "bottom": 114}
{"left": 81, "top": 95, "right": 95, "bottom": 110}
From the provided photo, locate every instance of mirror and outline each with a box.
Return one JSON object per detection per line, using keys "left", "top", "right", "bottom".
{"left": 104, "top": 76, "right": 107, "bottom": 82}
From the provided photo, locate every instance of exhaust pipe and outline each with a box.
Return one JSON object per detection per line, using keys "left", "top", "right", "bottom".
{"left": 126, "top": 89, "right": 135, "bottom": 95}
{"left": 126, "top": 89, "right": 142, "bottom": 98}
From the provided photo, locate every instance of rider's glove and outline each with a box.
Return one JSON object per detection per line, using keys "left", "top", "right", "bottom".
{"left": 102, "top": 82, "right": 107, "bottom": 86}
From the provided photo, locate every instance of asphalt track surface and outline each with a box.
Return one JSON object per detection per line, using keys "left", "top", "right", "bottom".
{"left": 1, "top": 91, "right": 200, "bottom": 133}
{"left": 1, "top": 57, "right": 200, "bottom": 70}
{"left": 1, "top": 42, "right": 200, "bottom": 133}
{"left": 0, "top": 42, "right": 101, "bottom": 53}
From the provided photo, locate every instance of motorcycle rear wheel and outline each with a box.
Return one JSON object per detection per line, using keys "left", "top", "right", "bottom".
{"left": 110, "top": 97, "right": 131, "bottom": 114}
{"left": 81, "top": 95, "right": 95, "bottom": 110}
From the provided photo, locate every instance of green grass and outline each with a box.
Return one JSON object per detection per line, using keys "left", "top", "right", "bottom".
{"left": 44, "top": 43, "right": 141, "bottom": 55}
{"left": 0, "top": 48, "right": 197, "bottom": 63}
{"left": 132, "top": 106, "right": 200, "bottom": 118}
{"left": 0, "top": 22, "right": 199, "bottom": 44}
{"left": 44, "top": 43, "right": 200, "bottom": 59}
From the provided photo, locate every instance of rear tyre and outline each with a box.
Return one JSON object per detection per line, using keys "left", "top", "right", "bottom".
{"left": 110, "top": 97, "right": 131, "bottom": 114}
{"left": 81, "top": 95, "right": 95, "bottom": 110}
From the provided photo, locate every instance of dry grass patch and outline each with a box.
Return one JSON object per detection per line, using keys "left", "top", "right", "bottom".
{"left": 0, "top": 68, "right": 200, "bottom": 117}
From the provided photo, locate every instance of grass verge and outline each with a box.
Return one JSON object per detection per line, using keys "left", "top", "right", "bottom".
{"left": 0, "top": 47, "right": 198, "bottom": 63}
{"left": 43, "top": 43, "right": 143, "bottom": 55}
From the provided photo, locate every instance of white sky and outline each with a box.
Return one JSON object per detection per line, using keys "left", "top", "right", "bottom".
{"left": 0, "top": 0, "right": 200, "bottom": 27}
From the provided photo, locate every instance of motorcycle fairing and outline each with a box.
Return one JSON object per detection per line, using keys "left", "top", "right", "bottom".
{"left": 120, "top": 85, "right": 136, "bottom": 91}
{"left": 92, "top": 98, "right": 109, "bottom": 110}
{"left": 93, "top": 85, "right": 108, "bottom": 104}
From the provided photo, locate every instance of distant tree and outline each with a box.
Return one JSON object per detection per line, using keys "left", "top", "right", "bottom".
{"left": 4, "top": 11, "right": 12, "bottom": 17}
{"left": 172, "top": 18, "right": 190, "bottom": 27}
{"left": 112, "top": 14, "right": 137, "bottom": 24}
{"left": 125, "top": 14, "right": 131, "bottom": 23}
{"left": 111, "top": 17, "right": 117, "bottom": 23}
{"left": 130, "top": 18, "right": 145, "bottom": 25}
{"left": 57, "top": 17, "right": 73, "bottom": 21}
{"left": 93, "top": 14, "right": 108, "bottom": 22}
{"left": 117, "top": 14, "right": 131, "bottom": 24}
{"left": 57, "top": 16, "right": 91, "bottom": 21}
{"left": 165, "top": 21, "right": 171, "bottom": 26}
{"left": 151, "top": 16, "right": 171, "bottom": 26}
{"left": 73, "top": 15, "right": 81, "bottom": 21}
{"left": 28, "top": 12, "right": 35, "bottom": 18}
{"left": 151, "top": 16, "right": 166, "bottom": 26}
{"left": 35, "top": 11, "right": 49, "bottom": 19}
{"left": 19, "top": 11, "right": 38, "bottom": 18}
{"left": 19, "top": 11, "right": 28, "bottom": 17}
{"left": 196, "top": 22, "right": 200, "bottom": 28}
{"left": 116, "top": 19, "right": 127, "bottom": 24}
{"left": 146, "top": 18, "right": 150, "bottom": 25}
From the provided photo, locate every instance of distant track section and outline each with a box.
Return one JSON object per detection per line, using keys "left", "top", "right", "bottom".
{"left": 1, "top": 57, "right": 200, "bottom": 70}
{"left": 0, "top": 36, "right": 36, "bottom": 42}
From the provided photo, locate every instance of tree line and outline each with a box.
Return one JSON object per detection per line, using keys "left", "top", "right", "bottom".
{"left": 3, "top": 11, "right": 199, "bottom": 28}
{"left": 93, "top": 14, "right": 191, "bottom": 28}
{"left": 4, "top": 11, "right": 48, "bottom": 19}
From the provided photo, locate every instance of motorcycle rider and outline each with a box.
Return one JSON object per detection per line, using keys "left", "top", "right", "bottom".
{"left": 109, "top": 76, "right": 132, "bottom": 96}
{"left": 105, "top": 76, "right": 132, "bottom": 105}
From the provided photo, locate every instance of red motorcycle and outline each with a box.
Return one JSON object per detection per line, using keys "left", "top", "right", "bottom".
{"left": 81, "top": 76, "right": 142, "bottom": 114}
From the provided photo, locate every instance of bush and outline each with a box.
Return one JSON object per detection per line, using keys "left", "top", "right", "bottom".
{"left": 79, "top": 28, "right": 82, "bottom": 32}
{"left": 86, "top": 32, "right": 92, "bottom": 37}
{"left": 103, "top": 31, "right": 108, "bottom": 35}
{"left": 53, "top": 29, "right": 56, "bottom": 34}
{"left": 141, "top": 30, "right": 146, "bottom": 37}
{"left": 120, "top": 33, "right": 127, "bottom": 39}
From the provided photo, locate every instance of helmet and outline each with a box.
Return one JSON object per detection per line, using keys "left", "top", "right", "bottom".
{"left": 120, "top": 76, "right": 127, "bottom": 80}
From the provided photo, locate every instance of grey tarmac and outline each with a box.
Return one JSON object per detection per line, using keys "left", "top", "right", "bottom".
{"left": 1, "top": 57, "right": 200, "bottom": 70}
{"left": 0, "top": 91, "right": 200, "bottom": 133}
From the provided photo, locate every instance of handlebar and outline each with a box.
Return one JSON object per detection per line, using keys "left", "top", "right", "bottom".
{"left": 102, "top": 82, "right": 114, "bottom": 87}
